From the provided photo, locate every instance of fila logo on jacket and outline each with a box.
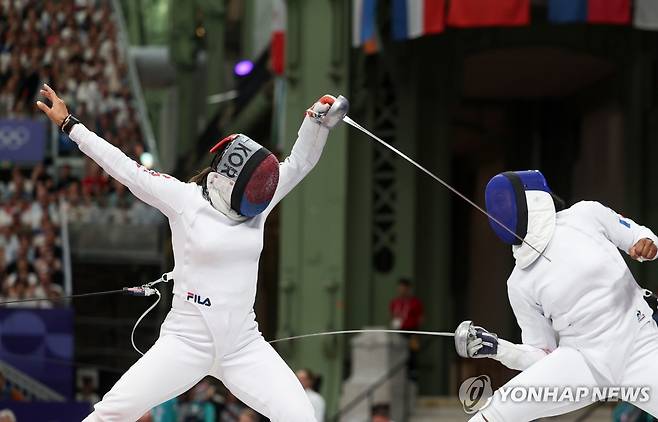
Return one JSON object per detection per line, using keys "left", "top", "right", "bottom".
{"left": 187, "top": 292, "right": 212, "bottom": 307}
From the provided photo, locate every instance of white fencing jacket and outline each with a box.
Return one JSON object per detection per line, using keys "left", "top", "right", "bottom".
{"left": 69, "top": 116, "right": 329, "bottom": 355}
{"left": 504, "top": 200, "right": 658, "bottom": 383}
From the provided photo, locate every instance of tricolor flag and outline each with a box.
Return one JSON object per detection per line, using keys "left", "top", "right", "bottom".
{"left": 587, "top": 0, "right": 631, "bottom": 25}
{"left": 271, "top": 0, "right": 286, "bottom": 75}
{"left": 634, "top": 0, "right": 658, "bottom": 31}
{"left": 447, "top": 0, "right": 530, "bottom": 28}
{"left": 391, "top": 0, "right": 445, "bottom": 41}
{"left": 353, "top": 0, "right": 380, "bottom": 54}
{"left": 548, "top": 0, "right": 587, "bottom": 23}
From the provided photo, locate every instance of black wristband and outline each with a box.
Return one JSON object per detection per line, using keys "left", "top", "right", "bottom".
{"left": 61, "top": 114, "right": 80, "bottom": 135}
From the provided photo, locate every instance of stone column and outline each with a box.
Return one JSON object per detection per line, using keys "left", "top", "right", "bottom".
{"left": 339, "top": 329, "right": 413, "bottom": 422}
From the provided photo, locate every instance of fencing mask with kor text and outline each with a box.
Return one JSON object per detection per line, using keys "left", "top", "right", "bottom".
{"left": 205, "top": 134, "right": 279, "bottom": 221}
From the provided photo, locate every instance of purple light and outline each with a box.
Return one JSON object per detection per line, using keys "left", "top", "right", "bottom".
{"left": 234, "top": 60, "right": 254, "bottom": 76}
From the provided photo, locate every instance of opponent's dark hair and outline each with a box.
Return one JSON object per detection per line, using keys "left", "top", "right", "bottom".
{"left": 188, "top": 167, "right": 212, "bottom": 185}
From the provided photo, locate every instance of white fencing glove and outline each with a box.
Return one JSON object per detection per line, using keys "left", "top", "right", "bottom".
{"left": 455, "top": 320, "right": 548, "bottom": 370}
{"left": 305, "top": 94, "right": 349, "bottom": 129}
{"left": 455, "top": 320, "right": 499, "bottom": 358}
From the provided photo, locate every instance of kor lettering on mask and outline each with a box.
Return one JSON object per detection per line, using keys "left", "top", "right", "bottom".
{"left": 219, "top": 142, "right": 253, "bottom": 179}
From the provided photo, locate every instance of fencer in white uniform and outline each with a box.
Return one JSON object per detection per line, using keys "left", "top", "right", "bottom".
{"left": 455, "top": 170, "right": 658, "bottom": 421}
{"left": 36, "top": 84, "right": 346, "bottom": 422}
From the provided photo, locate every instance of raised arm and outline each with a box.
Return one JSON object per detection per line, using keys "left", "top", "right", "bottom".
{"left": 264, "top": 95, "right": 347, "bottom": 213}
{"left": 37, "top": 84, "right": 191, "bottom": 219}
{"left": 573, "top": 201, "right": 658, "bottom": 261}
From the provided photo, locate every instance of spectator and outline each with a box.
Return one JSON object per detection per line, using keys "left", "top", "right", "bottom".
{"left": 220, "top": 392, "right": 245, "bottom": 422}
{"left": 177, "top": 387, "right": 215, "bottom": 422}
{"left": 389, "top": 278, "right": 424, "bottom": 380}
{"left": 6, "top": 257, "right": 37, "bottom": 290}
{"left": 0, "top": 227, "right": 18, "bottom": 264}
{"left": 371, "top": 403, "right": 394, "bottom": 422}
{"left": 238, "top": 409, "right": 259, "bottom": 422}
{"left": 0, "top": 409, "right": 16, "bottom": 422}
{"left": 81, "top": 159, "right": 108, "bottom": 197}
{"left": 55, "top": 163, "right": 79, "bottom": 191}
{"left": 24, "top": 184, "right": 58, "bottom": 229}
{"left": 30, "top": 163, "right": 53, "bottom": 189}
{"left": 6, "top": 230, "right": 33, "bottom": 267}
{"left": 5, "top": 278, "right": 34, "bottom": 307}
{"left": 33, "top": 269, "right": 63, "bottom": 307}
{"left": 296, "top": 369, "right": 325, "bottom": 422}
{"left": 389, "top": 278, "right": 424, "bottom": 330}
{"left": 107, "top": 180, "right": 132, "bottom": 224}
{"left": 33, "top": 246, "right": 63, "bottom": 286}
{"left": 75, "top": 375, "right": 100, "bottom": 406}
{"left": 150, "top": 397, "right": 177, "bottom": 422}
{"left": 6, "top": 167, "right": 32, "bottom": 201}
{"left": 34, "top": 224, "right": 62, "bottom": 258}
{"left": 0, "top": 371, "right": 24, "bottom": 401}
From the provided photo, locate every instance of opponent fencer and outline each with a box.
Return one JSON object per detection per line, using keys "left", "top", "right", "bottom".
{"left": 37, "top": 84, "right": 347, "bottom": 422}
{"left": 454, "top": 170, "right": 658, "bottom": 421}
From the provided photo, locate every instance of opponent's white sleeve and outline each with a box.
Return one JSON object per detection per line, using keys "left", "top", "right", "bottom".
{"left": 494, "top": 339, "right": 549, "bottom": 371}
{"left": 69, "top": 124, "right": 190, "bottom": 219}
{"left": 574, "top": 201, "right": 658, "bottom": 259}
{"left": 265, "top": 117, "right": 330, "bottom": 211}
{"left": 496, "top": 282, "right": 555, "bottom": 370}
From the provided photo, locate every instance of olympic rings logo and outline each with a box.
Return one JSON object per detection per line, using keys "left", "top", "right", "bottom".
{"left": 0, "top": 126, "right": 30, "bottom": 151}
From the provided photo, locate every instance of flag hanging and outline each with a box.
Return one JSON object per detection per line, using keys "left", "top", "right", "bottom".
{"left": 353, "top": 0, "right": 380, "bottom": 54}
{"left": 391, "top": 0, "right": 445, "bottom": 41}
{"left": 587, "top": 0, "right": 631, "bottom": 25}
{"left": 634, "top": 0, "right": 658, "bottom": 31}
{"left": 447, "top": 0, "right": 530, "bottom": 28}
{"left": 548, "top": 0, "right": 587, "bottom": 23}
{"left": 271, "top": 0, "right": 286, "bottom": 75}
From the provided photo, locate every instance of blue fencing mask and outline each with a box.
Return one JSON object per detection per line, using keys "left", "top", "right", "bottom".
{"left": 484, "top": 170, "right": 553, "bottom": 245}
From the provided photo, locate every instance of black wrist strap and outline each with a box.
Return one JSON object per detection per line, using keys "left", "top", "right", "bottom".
{"left": 61, "top": 114, "right": 80, "bottom": 135}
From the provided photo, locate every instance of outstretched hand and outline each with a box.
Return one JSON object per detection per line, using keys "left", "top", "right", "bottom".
{"left": 630, "top": 238, "right": 657, "bottom": 261}
{"left": 305, "top": 94, "right": 348, "bottom": 129}
{"left": 36, "top": 83, "right": 69, "bottom": 127}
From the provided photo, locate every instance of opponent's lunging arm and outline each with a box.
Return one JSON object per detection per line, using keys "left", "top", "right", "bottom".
{"left": 37, "top": 84, "right": 190, "bottom": 219}
{"left": 456, "top": 284, "right": 554, "bottom": 371}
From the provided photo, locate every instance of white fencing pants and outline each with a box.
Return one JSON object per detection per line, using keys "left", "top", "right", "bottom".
{"left": 470, "top": 320, "right": 658, "bottom": 421}
{"left": 82, "top": 304, "right": 315, "bottom": 422}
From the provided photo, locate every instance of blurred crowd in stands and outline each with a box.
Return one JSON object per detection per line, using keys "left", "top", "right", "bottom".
{"left": 0, "top": 164, "right": 65, "bottom": 307}
{"left": 0, "top": 0, "right": 162, "bottom": 306}
{"left": 0, "top": 0, "right": 145, "bottom": 160}
{"left": 0, "top": 161, "right": 162, "bottom": 306}
{"left": 134, "top": 369, "right": 326, "bottom": 422}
